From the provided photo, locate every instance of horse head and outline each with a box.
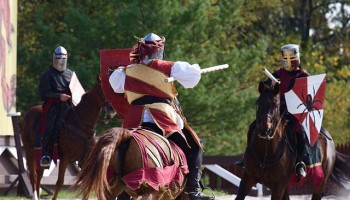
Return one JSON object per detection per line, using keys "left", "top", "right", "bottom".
{"left": 255, "top": 80, "right": 281, "bottom": 139}
{"left": 102, "top": 102, "right": 117, "bottom": 124}
{"left": 94, "top": 74, "right": 117, "bottom": 124}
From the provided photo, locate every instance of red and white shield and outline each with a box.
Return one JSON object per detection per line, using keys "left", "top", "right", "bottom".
{"left": 100, "top": 49, "right": 131, "bottom": 119}
{"left": 285, "top": 74, "right": 326, "bottom": 146}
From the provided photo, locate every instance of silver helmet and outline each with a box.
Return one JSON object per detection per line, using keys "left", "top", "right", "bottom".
{"left": 142, "top": 33, "right": 165, "bottom": 60}
{"left": 281, "top": 44, "right": 300, "bottom": 71}
{"left": 52, "top": 46, "right": 68, "bottom": 71}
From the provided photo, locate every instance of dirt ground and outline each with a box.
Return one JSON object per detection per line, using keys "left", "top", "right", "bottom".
{"left": 0, "top": 195, "right": 349, "bottom": 200}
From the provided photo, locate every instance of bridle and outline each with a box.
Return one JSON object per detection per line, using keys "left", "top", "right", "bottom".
{"left": 249, "top": 82, "right": 296, "bottom": 172}
{"left": 256, "top": 113, "right": 284, "bottom": 140}
{"left": 250, "top": 107, "right": 290, "bottom": 171}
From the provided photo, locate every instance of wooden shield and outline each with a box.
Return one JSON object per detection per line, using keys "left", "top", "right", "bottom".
{"left": 100, "top": 49, "right": 131, "bottom": 119}
{"left": 285, "top": 74, "right": 326, "bottom": 146}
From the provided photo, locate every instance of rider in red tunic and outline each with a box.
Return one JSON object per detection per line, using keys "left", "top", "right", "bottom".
{"left": 109, "top": 33, "right": 216, "bottom": 200}
{"left": 236, "top": 44, "right": 309, "bottom": 178}
{"left": 272, "top": 44, "right": 309, "bottom": 178}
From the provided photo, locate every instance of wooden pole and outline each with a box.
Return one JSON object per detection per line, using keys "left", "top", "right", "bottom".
{"left": 3, "top": 112, "right": 33, "bottom": 197}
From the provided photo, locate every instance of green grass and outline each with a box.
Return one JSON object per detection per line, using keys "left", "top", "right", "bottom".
{"left": 0, "top": 187, "right": 228, "bottom": 199}
{"left": 0, "top": 186, "right": 87, "bottom": 200}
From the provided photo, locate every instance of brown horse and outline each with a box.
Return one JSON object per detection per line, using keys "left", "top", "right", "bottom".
{"left": 20, "top": 78, "right": 107, "bottom": 200}
{"left": 74, "top": 127, "right": 189, "bottom": 200}
{"left": 236, "top": 81, "right": 350, "bottom": 200}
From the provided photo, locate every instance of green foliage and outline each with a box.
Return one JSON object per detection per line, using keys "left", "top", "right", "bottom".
{"left": 323, "top": 80, "right": 350, "bottom": 144}
{"left": 17, "top": 0, "right": 350, "bottom": 155}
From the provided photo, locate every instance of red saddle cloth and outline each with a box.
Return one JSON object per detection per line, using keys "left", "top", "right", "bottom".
{"left": 288, "top": 165, "right": 324, "bottom": 189}
{"left": 288, "top": 142, "right": 324, "bottom": 189}
{"left": 121, "top": 129, "right": 188, "bottom": 191}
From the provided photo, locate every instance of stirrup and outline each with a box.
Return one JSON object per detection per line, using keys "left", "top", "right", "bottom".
{"left": 187, "top": 184, "right": 217, "bottom": 200}
{"left": 40, "top": 156, "right": 51, "bottom": 169}
{"left": 295, "top": 161, "right": 307, "bottom": 178}
{"left": 234, "top": 160, "right": 244, "bottom": 167}
{"left": 186, "top": 192, "right": 217, "bottom": 200}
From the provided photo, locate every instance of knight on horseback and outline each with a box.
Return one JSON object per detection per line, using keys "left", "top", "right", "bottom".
{"left": 38, "top": 46, "right": 72, "bottom": 169}
{"left": 235, "top": 44, "right": 309, "bottom": 178}
{"left": 109, "top": 33, "right": 216, "bottom": 200}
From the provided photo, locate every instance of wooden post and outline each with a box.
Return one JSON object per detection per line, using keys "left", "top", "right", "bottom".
{"left": 3, "top": 112, "right": 33, "bottom": 197}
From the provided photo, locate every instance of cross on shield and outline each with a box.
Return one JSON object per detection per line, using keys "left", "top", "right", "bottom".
{"left": 100, "top": 49, "right": 132, "bottom": 119}
{"left": 285, "top": 74, "right": 326, "bottom": 147}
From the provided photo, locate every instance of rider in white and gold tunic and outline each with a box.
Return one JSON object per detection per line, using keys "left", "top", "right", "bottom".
{"left": 109, "top": 33, "right": 216, "bottom": 200}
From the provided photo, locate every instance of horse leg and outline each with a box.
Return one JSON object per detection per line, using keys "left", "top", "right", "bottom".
{"left": 35, "top": 167, "right": 44, "bottom": 200}
{"left": 282, "top": 187, "right": 290, "bottom": 200}
{"left": 270, "top": 184, "right": 288, "bottom": 200}
{"left": 140, "top": 193, "right": 154, "bottom": 200}
{"left": 51, "top": 159, "right": 68, "bottom": 200}
{"left": 105, "top": 176, "right": 126, "bottom": 200}
{"left": 235, "top": 173, "right": 256, "bottom": 200}
{"left": 25, "top": 151, "right": 38, "bottom": 200}
{"left": 311, "top": 178, "right": 327, "bottom": 200}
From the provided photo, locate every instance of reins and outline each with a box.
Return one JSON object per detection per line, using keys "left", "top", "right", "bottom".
{"left": 63, "top": 83, "right": 106, "bottom": 138}
{"left": 257, "top": 109, "right": 286, "bottom": 140}
{"left": 68, "top": 100, "right": 97, "bottom": 137}
{"left": 250, "top": 113, "right": 287, "bottom": 169}
{"left": 250, "top": 101, "right": 294, "bottom": 171}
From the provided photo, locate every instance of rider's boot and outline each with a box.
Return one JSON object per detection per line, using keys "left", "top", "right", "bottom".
{"left": 40, "top": 133, "right": 53, "bottom": 169}
{"left": 295, "top": 130, "right": 307, "bottom": 178}
{"left": 117, "top": 191, "right": 130, "bottom": 200}
{"left": 186, "top": 149, "right": 217, "bottom": 200}
{"left": 234, "top": 156, "right": 244, "bottom": 167}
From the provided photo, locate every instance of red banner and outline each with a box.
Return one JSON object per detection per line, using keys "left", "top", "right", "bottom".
{"left": 100, "top": 49, "right": 131, "bottom": 119}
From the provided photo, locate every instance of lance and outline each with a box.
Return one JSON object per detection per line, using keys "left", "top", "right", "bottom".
{"left": 262, "top": 68, "right": 280, "bottom": 84}
{"left": 164, "top": 64, "right": 229, "bottom": 83}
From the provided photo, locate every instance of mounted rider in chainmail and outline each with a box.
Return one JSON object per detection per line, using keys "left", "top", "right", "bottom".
{"left": 38, "top": 46, "right": 72, "bottom": 169}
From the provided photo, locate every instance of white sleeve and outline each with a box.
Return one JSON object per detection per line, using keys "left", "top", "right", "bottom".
{"left": 109, "top": 68, "right": 126, "bottom": 93}
{"left": 171, "top": 61, "right": 201, "bottom": 88}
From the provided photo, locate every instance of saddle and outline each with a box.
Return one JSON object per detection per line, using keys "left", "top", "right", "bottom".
{"left": 121, "top": 128, "right": 188, "bottom": 191}
{"left": 286, "top": 124, "right": 330, "bottom": 189}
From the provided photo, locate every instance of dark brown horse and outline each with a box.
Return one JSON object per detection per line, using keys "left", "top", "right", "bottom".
{"left": 236, "top": 81, "right": 350, "bottom": 200}
{"left": 20, "top": 78, "right": 107, "bottom": 200}
{"left": 74, "top": 127, "right": 189, "bottom": 200}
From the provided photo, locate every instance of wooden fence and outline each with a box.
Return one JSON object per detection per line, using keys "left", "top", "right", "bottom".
{"left": 203, "top": 144, "right": 350, "bottom": 195}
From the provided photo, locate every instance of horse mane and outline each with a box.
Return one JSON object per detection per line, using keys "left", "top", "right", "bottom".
{"left": 75, "top": 83, "right": 98, "bottom": 107}
{"left": 75, "top": 75, "right": 103, "bottom": 109}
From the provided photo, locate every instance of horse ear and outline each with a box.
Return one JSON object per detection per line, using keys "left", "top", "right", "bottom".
{"left": 273, "top": 83, "right": 280, "bottom": 95}
{"left": 258, "top": 80, "right": 266, "bottom": 93}
{"left": 96, "top": 74, "right": 101, "bottom": 82}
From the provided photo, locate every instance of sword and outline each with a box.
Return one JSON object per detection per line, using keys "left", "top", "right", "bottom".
{"left": 262, "top": 68, "right": 280, "bottom": 84}
{"left": 165, "top": 64, "right": 229, "bottom": 83}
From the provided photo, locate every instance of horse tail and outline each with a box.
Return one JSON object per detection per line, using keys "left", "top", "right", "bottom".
{"left": 330, "top": 151, "right": 350, "bottom": 190}
{"left": 74, "top": 127, "right": 132, "bottom": 200}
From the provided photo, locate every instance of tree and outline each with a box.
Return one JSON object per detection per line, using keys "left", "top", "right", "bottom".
{"left": 17, "top": 0, "right": 350, "bottom": 155}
